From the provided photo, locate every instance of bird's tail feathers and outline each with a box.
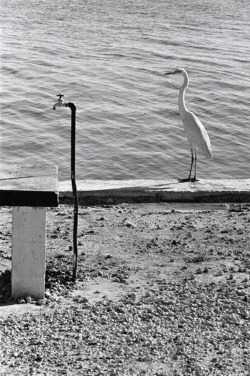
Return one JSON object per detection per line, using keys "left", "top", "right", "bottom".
{"left": 203, "top": 139, "right": 213, "bottom": 160}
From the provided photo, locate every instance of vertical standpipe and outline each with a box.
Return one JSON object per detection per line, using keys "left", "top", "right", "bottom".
{"left": 53, "top": 96, "right": 78, "bottom": 281}
{"left": 67, "top": 102, "right": 78, "bottom": 282}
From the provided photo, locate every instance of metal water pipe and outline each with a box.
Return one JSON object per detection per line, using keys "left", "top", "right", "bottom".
{"left": 53, "top": 94, "right": 78, "bottom": 281}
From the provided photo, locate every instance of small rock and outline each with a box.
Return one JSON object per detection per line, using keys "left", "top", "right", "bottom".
{"left": 195, "top": 268, "right": 202, "bottom": 274}
{"left": 86, "top": 230, "right": 95, "bottom": 235}
{"left": 37, "top": 299, "right": 45, "bottom": 306}
{"left": 105, "top": 254, "right": 112, "bottom": 259}
{"left": 44, "top": 291, "right": 51, "bottom": 299}
{"left": 236, "top": 289, "right": 247, "bottom": 297}
{"left": 125, "top": 222, "right": 135, "bottom": 228}
{"left": 79, "top": 296, "right": 89, "bottom": 303}
{"left": 127, "top": 293, "right": 136, "bottom": 301}
{"left": 240, "top": 310, "right": 249, "bottom": 319}
{"left": 73, "top": 295, "right": 81, "bottom": 302}
{"left": 25, "top": 296, "right": 32, "bottom": 303}
{"left": 34, "top": 354, "right": 43, "bottom": 362}
{"left": 241, "top": 277, "right": 249, "bottom": 283}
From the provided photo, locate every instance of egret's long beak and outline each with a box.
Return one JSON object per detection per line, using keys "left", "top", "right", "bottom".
{"left": 165, "top": 69, "right": 181, "bottom": 76}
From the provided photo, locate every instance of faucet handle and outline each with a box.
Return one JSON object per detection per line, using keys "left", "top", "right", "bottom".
{"left": 53, "top": 94, "right": 66, "bottom": 110}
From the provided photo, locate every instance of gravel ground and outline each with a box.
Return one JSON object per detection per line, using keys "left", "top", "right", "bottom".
{"left": 0, "top": 203, "right": 250, "bottom": 376}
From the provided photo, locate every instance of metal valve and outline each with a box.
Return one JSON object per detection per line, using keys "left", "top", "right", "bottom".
{"left": 53, "top": 94, "right": 66, "bottom": 110}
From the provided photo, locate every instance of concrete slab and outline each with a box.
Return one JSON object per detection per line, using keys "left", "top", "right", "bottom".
{"left": 0, "top": 165, "right": 58, "bottom": 207}
{"left": 59, "top": 179, "right": 250, "bottom": 205}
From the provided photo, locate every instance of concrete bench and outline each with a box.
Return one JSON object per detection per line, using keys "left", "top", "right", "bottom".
{"left": 0, "top": 166, "right": 58, "bottom": 299}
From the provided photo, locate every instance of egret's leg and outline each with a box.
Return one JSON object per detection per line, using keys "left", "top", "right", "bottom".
{"left": 188, "top": 149, "right": 194, "bottom": 180}
{"left": 178, "top": 149, "right": 193, "bottom": 182}
{"left": 191, "top": 149, "right": 199, "bottom": 182}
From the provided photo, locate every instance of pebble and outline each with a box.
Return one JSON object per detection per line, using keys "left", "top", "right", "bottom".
{"left": 105, "top": 254, "right": 112, "bottom": 259}
{"left": 37, "top": 299, "right": 45, "bottom": 306}
{"left": 25, "top": 296, "right": 32, "bottom": 303}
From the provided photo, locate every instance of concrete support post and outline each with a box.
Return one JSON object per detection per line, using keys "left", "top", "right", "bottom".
{"left": 12, "top": 207, "right": 46, "bottom": 299}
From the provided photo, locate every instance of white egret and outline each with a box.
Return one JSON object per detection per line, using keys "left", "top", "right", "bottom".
{"left": 166, "top": 68, "right": 213, "bottom": 182}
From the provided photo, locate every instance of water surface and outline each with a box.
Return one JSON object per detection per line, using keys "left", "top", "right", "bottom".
{"left": 1, "top": 0, "right": 249, "bottom": 181}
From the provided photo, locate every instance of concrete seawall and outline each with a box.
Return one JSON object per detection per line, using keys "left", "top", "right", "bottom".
{"left": 59, "top": 179, "right": 250, "bottom": 205}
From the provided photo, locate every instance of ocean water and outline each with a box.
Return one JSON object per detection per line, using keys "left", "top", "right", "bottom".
{"left": 0, "top": 0, "right": 249, "bottom": 181}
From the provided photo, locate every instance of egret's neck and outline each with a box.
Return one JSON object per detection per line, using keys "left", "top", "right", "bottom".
{"left": 178, "top": 72, "right": 189, "bottom": 119}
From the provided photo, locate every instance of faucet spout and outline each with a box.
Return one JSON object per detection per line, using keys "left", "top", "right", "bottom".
{"left": 53, "top": 94, "right": 67, "bottom": 110}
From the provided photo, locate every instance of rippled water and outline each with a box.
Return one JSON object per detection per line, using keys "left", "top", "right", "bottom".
{"left": 0, "top": 0, "right": 249, "bottom": 181}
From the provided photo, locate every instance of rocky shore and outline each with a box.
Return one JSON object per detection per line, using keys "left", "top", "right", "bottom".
{"left": 0, "top": 203, "right": 250, "bottom": 375}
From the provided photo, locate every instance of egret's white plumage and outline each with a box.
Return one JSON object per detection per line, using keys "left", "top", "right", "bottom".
{"left": 166, "top": 68, "right": 213, "bottom": 182}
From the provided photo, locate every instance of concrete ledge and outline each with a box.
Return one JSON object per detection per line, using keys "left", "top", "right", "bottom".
{"left": 0, "top": 165, "right": 58, "bottom": 207}
{"left": 59, "top": 179, "right": 250, "bottom": 205}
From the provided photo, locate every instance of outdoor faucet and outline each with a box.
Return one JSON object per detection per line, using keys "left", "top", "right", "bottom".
{"left": 53, "top": 94, "right": 67, "bottom": 110}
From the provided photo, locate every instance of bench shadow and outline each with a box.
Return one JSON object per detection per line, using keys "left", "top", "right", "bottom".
{"left": 0, "top": 269, "right": 12, "bottom": 306}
